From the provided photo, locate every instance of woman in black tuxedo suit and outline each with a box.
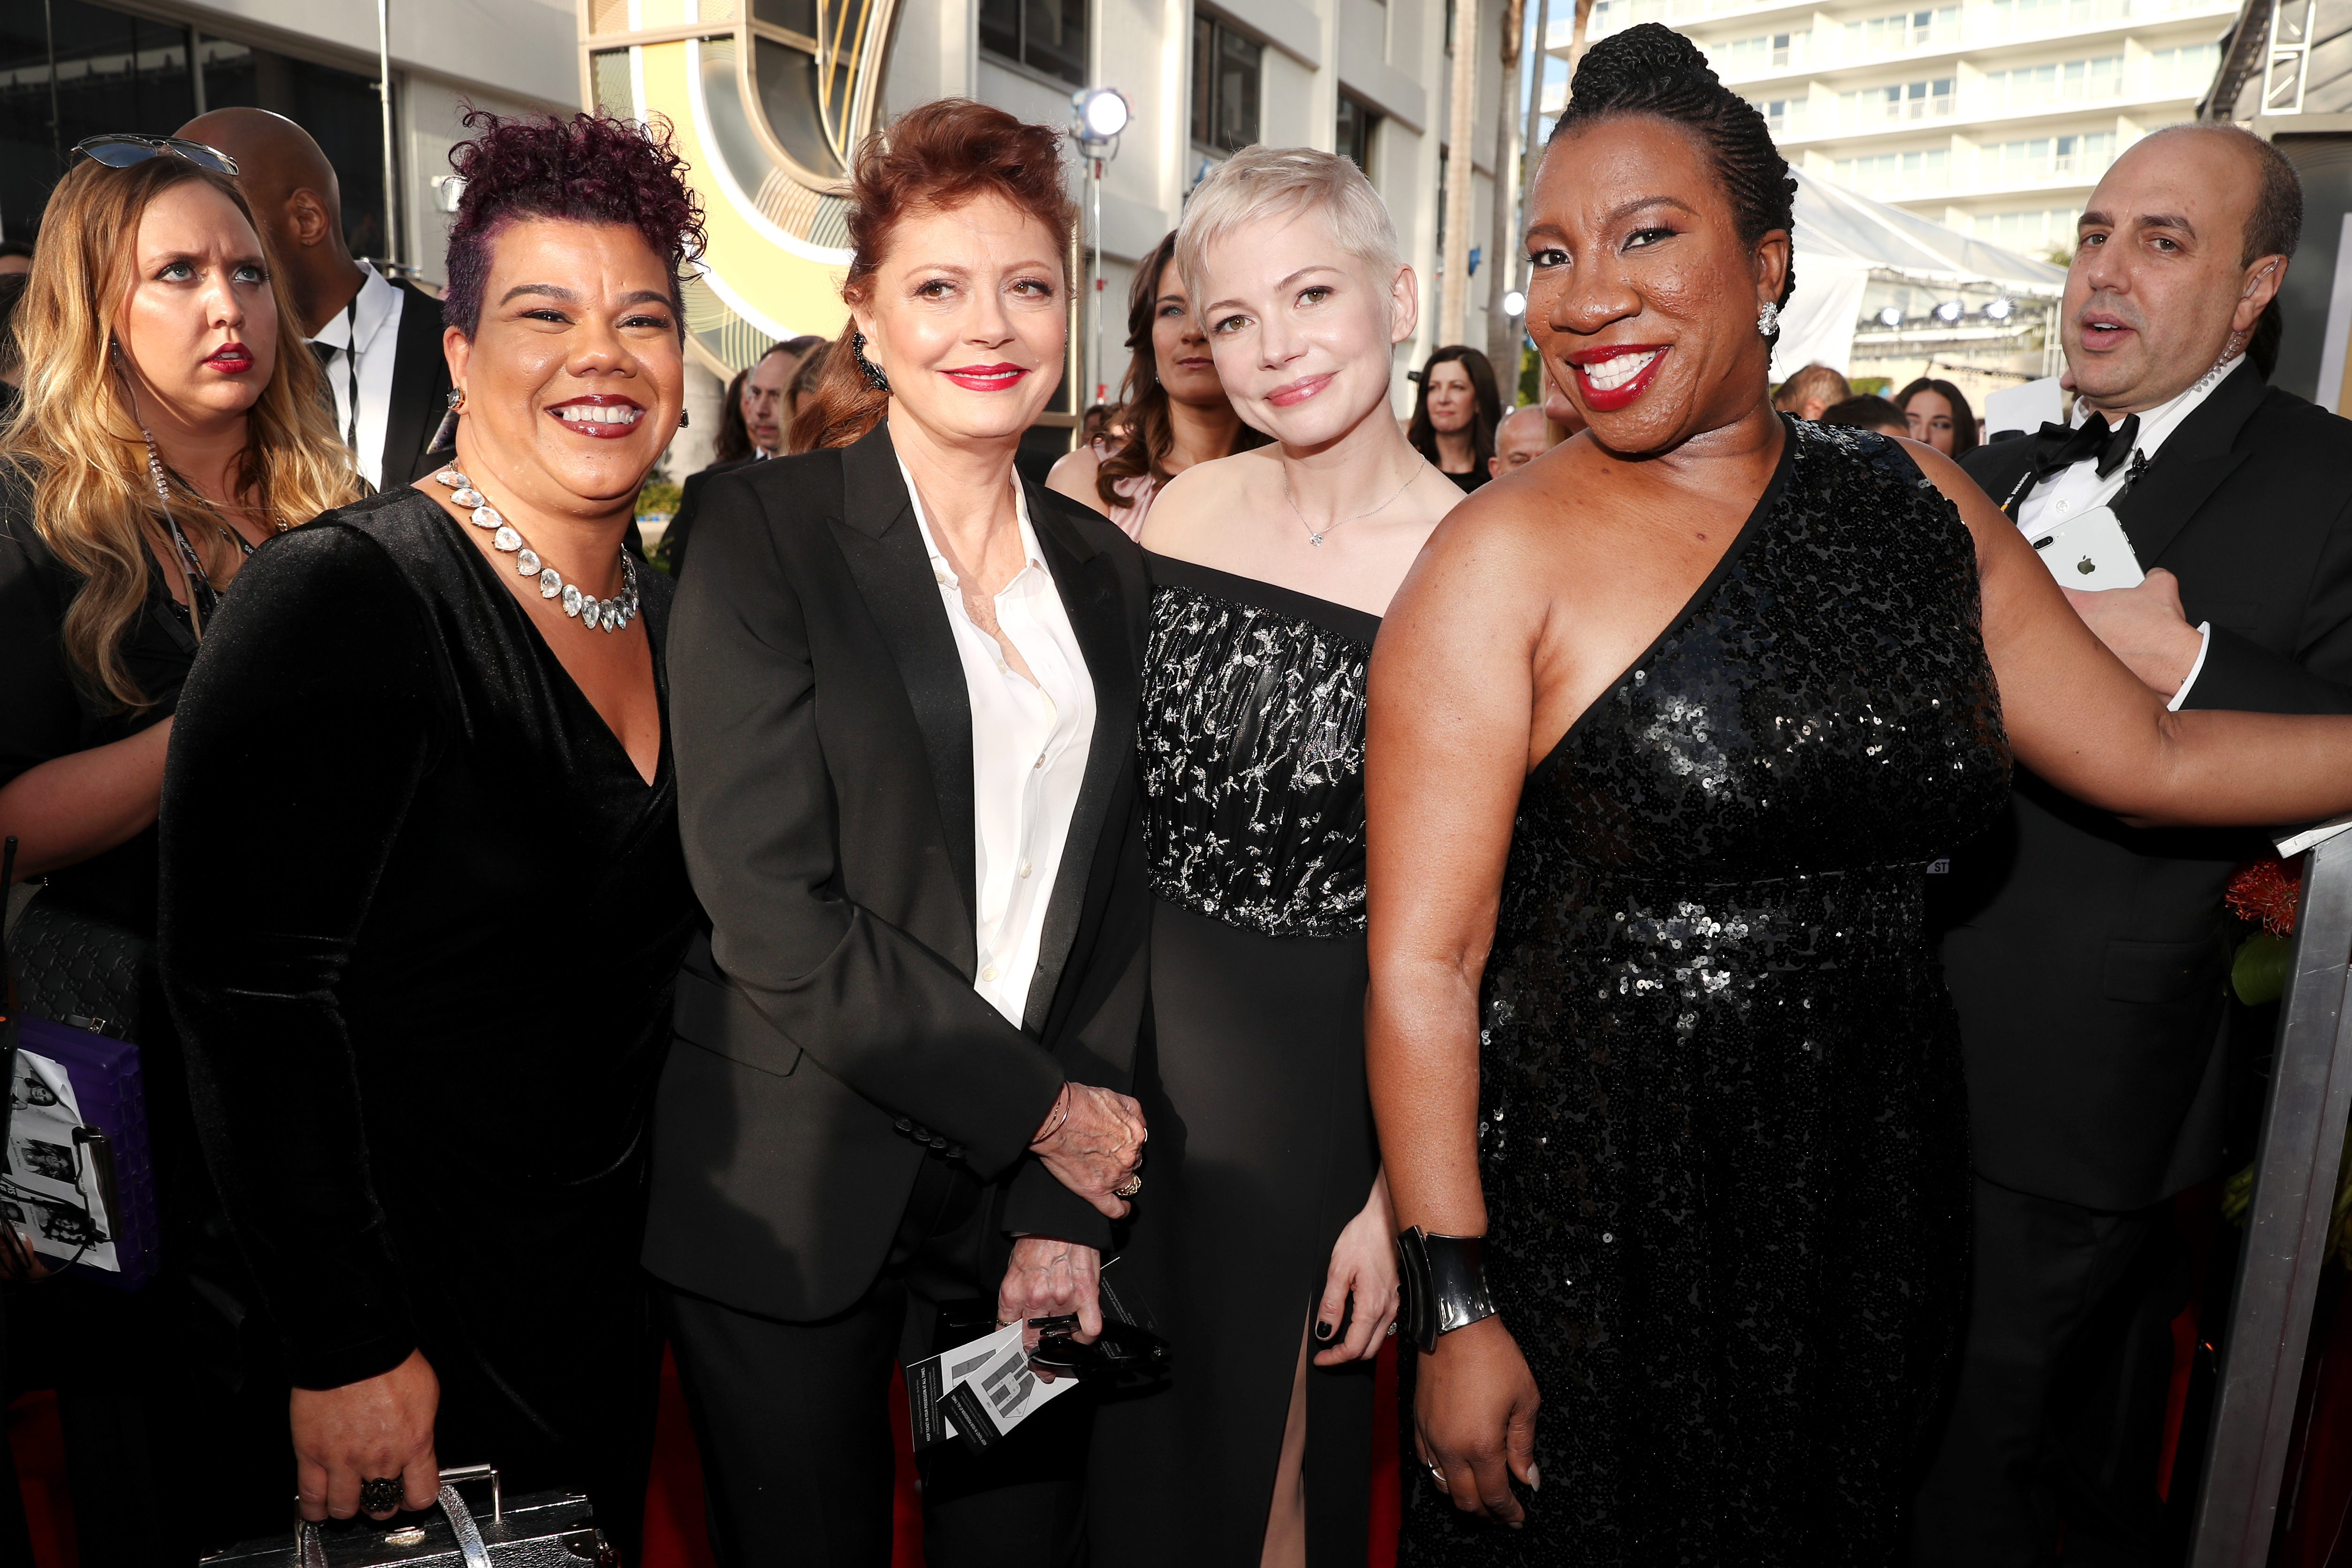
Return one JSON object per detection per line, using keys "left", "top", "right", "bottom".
{"left": 642, "top": 98, "right": 1151, "bottom": 1566}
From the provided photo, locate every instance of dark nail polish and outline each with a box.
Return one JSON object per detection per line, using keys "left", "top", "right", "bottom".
{"left": 1314, "top": 1321, "right": 1335, "bottom": 1341}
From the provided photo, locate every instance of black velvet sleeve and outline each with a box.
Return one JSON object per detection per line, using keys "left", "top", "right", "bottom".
{"left": 158, "top": 523, "right": 436, "bottom": 1390}
{"left": 0, "top": 505, "right": 83, "bottom": 792}
{"left": 667, "top": 474, "right": 1066, "bottom": 1181}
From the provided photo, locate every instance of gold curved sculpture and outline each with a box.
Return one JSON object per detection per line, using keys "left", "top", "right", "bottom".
{"left": 577, "top": 0, "right": 897, "bottom": 379}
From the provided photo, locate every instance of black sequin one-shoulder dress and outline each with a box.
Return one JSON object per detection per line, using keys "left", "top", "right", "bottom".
{"left": 1402, "top": 421, "right": 2013, "bottom": 1566}
{"left": 1088, "top": 554, "right": 1382, "bottom": 1567}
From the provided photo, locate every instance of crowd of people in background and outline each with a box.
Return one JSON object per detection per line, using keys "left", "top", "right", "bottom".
{"left": 4, "top": 20, "right": 2352, "bottom": 1568}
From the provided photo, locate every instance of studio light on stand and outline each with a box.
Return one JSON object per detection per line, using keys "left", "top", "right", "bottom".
{"left": 1069, "top": 87, "right": 1132, "bottom": 414}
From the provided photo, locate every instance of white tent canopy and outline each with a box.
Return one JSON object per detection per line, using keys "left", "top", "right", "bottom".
{"left": 1770, "top": 168, "right": 2070, "bottom": 381}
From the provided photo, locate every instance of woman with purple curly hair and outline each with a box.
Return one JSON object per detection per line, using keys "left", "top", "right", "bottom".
{"left": 159, "top": 109, "right": 703, "bottom": 1552}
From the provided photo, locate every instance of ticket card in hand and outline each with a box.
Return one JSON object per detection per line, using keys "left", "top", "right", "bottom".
{"left": 6, "top": 1047, "right": 118, "bottom": 1271}
{"left": 904, "top": 1321, "right": 1080, "bottom": 1456}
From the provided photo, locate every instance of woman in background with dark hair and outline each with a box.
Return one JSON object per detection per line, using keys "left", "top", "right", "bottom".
{"left": 1408, "top": 343, "right": 1502, "bottom": 491}
{"left": 1047, "top": 228, "right": 1267, "bottom": 537}
{"left": 160, "top": 110, "right": 701, "bottom": 1548}
{"left": 1895, "top": 374, "right": 1979, "bottom": 459}
{"left": 712, "top": 366, "right": 753, "bottom": 464}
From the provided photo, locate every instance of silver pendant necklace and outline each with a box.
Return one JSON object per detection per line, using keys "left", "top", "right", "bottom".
{"left": 433, "top": 465, "right": 639, "bottom": 633}
{"left": 1283, "top": 456, "right": 1429, "bottom": 546}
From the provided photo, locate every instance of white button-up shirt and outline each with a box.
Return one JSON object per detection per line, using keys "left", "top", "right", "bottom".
{"left": 309, "top": 265, "right": 404, "bottom": 490}
{"left": 902, "top": 461, "right": 1095, "bottom": 1027}
{"left": 2017, "top": 356, "right": 2247, "bottom": 709}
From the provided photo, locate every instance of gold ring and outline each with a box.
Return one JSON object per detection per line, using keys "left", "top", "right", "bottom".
{"left": 1114, "top": 1173, "right": 1143, "bottom": 1198}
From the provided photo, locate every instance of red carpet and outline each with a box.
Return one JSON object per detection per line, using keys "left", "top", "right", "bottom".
{"left": 4, "top": 1338, "right": 1404, "bottom": 1567}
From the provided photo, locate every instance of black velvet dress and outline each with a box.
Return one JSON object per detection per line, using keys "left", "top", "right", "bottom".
{"left": 158, "top": 487, "right": 696, "bottom": 1550}
{"left": 1089, "top": 555, "right": 1381, "bottom": 1566}
{"left": 1400, "top": 422, "right": 2012, "bottom": 1565}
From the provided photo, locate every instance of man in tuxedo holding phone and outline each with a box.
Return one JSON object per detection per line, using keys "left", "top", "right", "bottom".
{"left": 1916, "top": 124, "right": 2352, "bottom": 1565}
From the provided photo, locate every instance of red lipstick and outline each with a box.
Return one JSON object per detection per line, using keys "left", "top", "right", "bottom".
{"left": 1565, "top": 343, "right": 1669, "bottom": 412}
{"left": 941, "top": 363, "right": 1030, "bottom": 392}
{"left": 203, "top": 341, "right": 255, "bottom": 374}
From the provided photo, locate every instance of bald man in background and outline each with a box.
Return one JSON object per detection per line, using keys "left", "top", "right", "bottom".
{"left": 179, "top": 107, "right": 452, "bottom": 488}
{"left": 1489, "top": 404, "right": 1552, "bottom": 477}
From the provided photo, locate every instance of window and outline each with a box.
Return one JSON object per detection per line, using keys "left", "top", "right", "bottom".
{"left": 980, "top": 0, "right": 1088, "bottom": 88}
{"left": 0, "top": 0, "right": 388, "bottom": 255}
{"left": 1192, "top": 15, "right": 1262, "bottom": 156}
{"left": 1840, "top": 76, "right": 1954, "bottom": 126}
{"left": 1980, "top": 206, "right": 2080, "bottom": 249}
{"left": 1991, "top": 130, "right": 2116, "bottom": 182}
{"left": 1844, "top": 7, "right": 1958, "bottom": 53}
{"left": 1337, "top": 92, "right": 1379, "bottom": 173}
{"left": 1990, "top": 0, "right": 2127, "bottom": 35}
{"left": 1982, "top": 54, "right": 2124, "bottom": 111}
{"left": 1753, "top": 96, "right": 1802, "bottom": 135}
{"left": 2148, "top": 43, "right": 2220, "bottom": 95}
{"left": 1720, "top": 31, "right": 1802, "bottom": 74}
{"left": 1831, "top": 146, "right": 1950, "bottom": 195}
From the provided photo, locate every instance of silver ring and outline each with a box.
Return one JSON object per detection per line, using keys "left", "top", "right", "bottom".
{"left": 1427, "top": 1464, "right": 1446, "bottom": 1489}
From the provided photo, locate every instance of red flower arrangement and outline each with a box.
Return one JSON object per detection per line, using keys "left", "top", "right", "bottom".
{"left": 2229, "top": 857, "right": 2304, "bottom": 939}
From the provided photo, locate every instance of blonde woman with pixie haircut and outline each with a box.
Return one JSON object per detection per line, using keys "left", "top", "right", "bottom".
{"left": 1089, "top": 146, "right": 1458, "bottom": 1568}
{"left": 0, "top": 141, "right": 354, "bottom": 1555}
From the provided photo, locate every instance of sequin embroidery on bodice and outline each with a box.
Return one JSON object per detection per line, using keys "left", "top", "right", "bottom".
{"left": 1138, "top": 555, "right": 1381, "bottom": 938}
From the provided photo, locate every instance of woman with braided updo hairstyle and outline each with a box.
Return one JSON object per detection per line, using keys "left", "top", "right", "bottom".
{"left": 1367, "top": 23, "right": 2352, "bottom": 1562}
{"left": 160, "top": 109, "right": 700, "bottom": 1551}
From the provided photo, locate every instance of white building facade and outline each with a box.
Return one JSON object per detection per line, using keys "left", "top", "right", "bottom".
{"left": 578, "top": 0, "right": 1512, "bottom": 444}
{"left": 1547, "top": 0, "right": 2238, "bottom": 258}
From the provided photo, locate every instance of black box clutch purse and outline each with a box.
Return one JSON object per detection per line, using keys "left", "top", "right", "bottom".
{"left": 200, "top": 1468, "right": 613, "bottom": 1567}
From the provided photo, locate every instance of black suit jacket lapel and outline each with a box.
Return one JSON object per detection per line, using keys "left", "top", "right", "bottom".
{"left": 1961, "top": 436, "right": 2036, "bottom": 518}
{"left": 2113, "top": 363, "right": 2264, "bottom": 567}
{"left": 1020, "top": 484, "right": 1136, "bottom": 1035}
{"left": 382, "top": 279, "right": 452, "bottom": 483}
{"left": 831, "top": 425, "right": 979, "bottom": 932}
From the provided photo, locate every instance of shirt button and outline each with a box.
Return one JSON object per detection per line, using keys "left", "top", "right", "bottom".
{"left": 2054, "top": 500, "right": 2070, "bottom": 515}
{"left": 981, "top": 965, "right": 999, "bottom": 982}
{"left": 1019, "top": 860, "right": 1032, "bottom": 878}
{"left": 1034, "top": 754, "right": 1045, "bottom": 769}
{"left": 997, "top": 661, "right": 1008, "bottom": 674}
{"left": 934, "top": 569, "right": 948, "bottom": 585}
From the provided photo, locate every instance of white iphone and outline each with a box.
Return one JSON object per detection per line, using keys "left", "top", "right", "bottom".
{"left": 2027, "top": 505, "right": 2144, "bottom": 590}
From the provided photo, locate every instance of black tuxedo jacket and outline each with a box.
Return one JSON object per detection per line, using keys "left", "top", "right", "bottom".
{"left": 642, "top": 422, "right": 1152, "bottom": 1323}
{"left": 1939, "top": 365, "right": 2352, "bottom": 1210}
{"left": 376, "top": 277, "right": 454, "bottom": 487}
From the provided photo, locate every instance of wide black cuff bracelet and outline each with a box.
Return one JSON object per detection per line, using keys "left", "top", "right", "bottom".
{"left": 1396, "top": 1226, "right": 1497, "bottom": 1353}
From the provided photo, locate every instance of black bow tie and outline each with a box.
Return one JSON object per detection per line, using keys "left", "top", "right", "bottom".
{"left": 2029, "top": 411, "right": 2140, "bottom": 482}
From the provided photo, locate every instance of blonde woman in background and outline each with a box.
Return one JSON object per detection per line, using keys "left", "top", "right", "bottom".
{"left": 0, "top": 136, "right": 355, "bottom": 1560}
{"left": 1048, "top": 228, "right": 1268, "bottom": 537}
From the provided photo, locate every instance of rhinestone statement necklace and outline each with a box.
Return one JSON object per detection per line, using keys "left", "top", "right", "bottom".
{"left": 434, "top": 466, "right": 639, "bottom": 633}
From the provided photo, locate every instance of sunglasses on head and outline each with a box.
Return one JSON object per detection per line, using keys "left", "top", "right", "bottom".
{"left": 72, "top": 135, "right": 239, "bottom": 177}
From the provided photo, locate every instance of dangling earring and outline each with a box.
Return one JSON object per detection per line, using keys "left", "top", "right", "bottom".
{"left": 446, "top": 387, "right": 466, "bottom": 414}
{"left": 1756, "top": 301, "right": 1781, "bottom": 337}
{"left": 852, "top": 331, "right": 891, "bottom": 394}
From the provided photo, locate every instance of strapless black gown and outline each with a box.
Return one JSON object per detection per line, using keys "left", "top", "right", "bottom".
{"left": 1401, "top": 420, "right": 2013, "bottom": 1565}
{"left": 1089, "top": 554, "right": 1381, "bottom": 1567}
